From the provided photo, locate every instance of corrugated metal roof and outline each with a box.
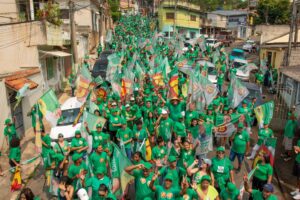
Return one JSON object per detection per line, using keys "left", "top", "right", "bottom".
{"left": 4, "top": 68, "right": 40, "bottom": 91}
{"left": 211, "top": 10, "right": 248, "bottom": 16}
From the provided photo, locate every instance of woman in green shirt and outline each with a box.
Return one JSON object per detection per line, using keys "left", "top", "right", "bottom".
{"left": 252, "top": 154, "right": 273, "bottom": 191}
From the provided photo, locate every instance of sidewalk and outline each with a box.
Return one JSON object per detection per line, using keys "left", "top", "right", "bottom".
{"left": 0, "top": 92, "right": 70, "bottom": 200}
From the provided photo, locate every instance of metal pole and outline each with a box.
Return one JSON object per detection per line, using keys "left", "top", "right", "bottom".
{"left": 286, "top": 0, "right": 296, "bottom": 66}
{"left": 294, "top": 9, "right": 299, "bottom": 47}
{"left": 69, "top": 0, "right": 78, "bottom": 65}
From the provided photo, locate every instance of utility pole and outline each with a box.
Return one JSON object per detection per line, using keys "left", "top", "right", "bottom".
{"left": 286, "top": 0, "right": 297, "bottom": 66}
{"left": 69, "top": 0, "right": 78, "bottom": 65}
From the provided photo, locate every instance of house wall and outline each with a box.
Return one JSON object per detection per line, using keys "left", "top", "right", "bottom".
{"left": 0, "top": 22, "right": 46, "bottom": 74}
{"left": 0, "top": 81, "right": 11, "bottom": 151}
{"left": 0, "top": 1, "right": 18, "bottom": 24}
{"left": 255, "top": 25, "right": 290, "bottom": 44}
{"left": 260, "top": 47, "right": 285, "bottom": 68}
{"left": 206, "top": 13, "right": 227, "bottom": 28}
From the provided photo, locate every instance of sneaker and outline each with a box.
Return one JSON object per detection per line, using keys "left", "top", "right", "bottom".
{"left": 293, "top": 193, "right": 300, "bottom": 200}
{"left": 284, "top": 156, "right": 292, "bottom": 161}
{"left": 291, "top": 189, "right": 300, "bottom": 196}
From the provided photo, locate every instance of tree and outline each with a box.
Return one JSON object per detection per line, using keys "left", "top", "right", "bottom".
{"left": 255, "top": 0, "right": 290, "bottom": 25}
{"left": 109, "top": 0, "right": 121, "bottom": 22}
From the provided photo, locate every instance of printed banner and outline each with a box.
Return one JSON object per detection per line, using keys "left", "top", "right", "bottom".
{"left": 215, "top": 123, "right": 236, "bottom": 138}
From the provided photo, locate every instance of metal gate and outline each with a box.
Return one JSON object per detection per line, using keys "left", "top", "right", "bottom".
{"left": 9, "top": 91, "right": 24, "bottom": 138}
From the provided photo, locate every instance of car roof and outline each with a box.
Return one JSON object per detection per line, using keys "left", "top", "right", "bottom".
{"left": 61, "top": 97, "right": 84, "bottom": 110}
{"left": 232, "top": 48, "right": 244, "bottom": 53}
{"left": 233, "top": 58, "right": 248, "bottom": 63}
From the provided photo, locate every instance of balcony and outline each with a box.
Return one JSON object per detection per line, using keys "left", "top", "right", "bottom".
{"left": 161, "top": 0, "right": 201, "bottom": 12}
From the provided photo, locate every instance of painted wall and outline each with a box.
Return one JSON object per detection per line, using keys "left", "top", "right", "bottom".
{"left": 260, "top": 47, "right": 285, "bottom": 68}
{"left": 0, "top": 81, "right": 11, "bottom": 151}
{"left": 255, "top": 25, "right": 290, "bottom": 44}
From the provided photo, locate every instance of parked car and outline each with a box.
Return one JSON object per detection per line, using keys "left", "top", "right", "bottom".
{"left": 243, "top": 40, "right": 256, "bottom": 52}
{"left": 229, "top": 48, "right": 245, "bottom": 62}
{"left": 50, "top": 97, "right": 83, "bottom": 141}
{"left": 206, "top": 38, "right": 222, "bottom": 49}
{"left": 92, "top": 50, "right": 114, "bottom": 79}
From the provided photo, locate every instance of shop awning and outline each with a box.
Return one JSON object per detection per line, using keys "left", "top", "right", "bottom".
{"left": 39, "top": 50, "right": 71, "bottom": 57}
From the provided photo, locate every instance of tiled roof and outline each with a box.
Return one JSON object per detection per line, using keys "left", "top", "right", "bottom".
{"left": 4, "top": 68, "right": 40, "bottom": 91}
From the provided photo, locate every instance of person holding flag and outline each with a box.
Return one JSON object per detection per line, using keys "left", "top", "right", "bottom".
{"left": 244, "top": 178, "right": 278, "bottom": 200}
{"left": 85, "top": 123, "right": 109, "bottom": 152}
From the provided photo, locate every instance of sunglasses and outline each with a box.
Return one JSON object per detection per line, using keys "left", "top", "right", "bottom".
{"left": 217, "top": 151, "right": 225, "bottom": 154}
{"left": 58, "top": 135, "right": 64, "bottom": 138}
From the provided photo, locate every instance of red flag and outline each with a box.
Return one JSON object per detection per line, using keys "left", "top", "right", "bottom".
{"left": 167, "top": 73, "right": 179, "bottom": 99}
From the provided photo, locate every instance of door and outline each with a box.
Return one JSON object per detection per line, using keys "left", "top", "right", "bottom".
{"left": 267, "top": 51, "right": 272, "bottom": 66}
{"left": 9, "top": 90, "right": 24, "bottom": 138}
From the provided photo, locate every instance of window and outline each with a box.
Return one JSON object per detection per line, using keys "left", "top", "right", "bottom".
{"left": 166, "top": 13, "right": 175, "bottom": 20}
{"left": 60, "top": 9, "right": 70, "bottom": 19}
{"left": 46, "top": 57, "right": 54, "bottom": 80}
{"left": 190, "top": 15, "right": 196, "bottom": 21}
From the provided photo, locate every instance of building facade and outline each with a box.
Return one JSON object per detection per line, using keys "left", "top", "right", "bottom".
{"left": 158, "top": 0, "right": 201, "bottom": 39}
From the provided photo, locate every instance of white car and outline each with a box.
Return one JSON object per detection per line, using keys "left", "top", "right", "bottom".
{"left": 197, "top": 60, "right": 217, "bottom": 84}
{"left": 206, "top": 38, "right": 222, "bottom": 49}
{"left": 231, "top": 58, "right": 257, "bottom": 81}
{"left": 50, "top": 97, "right": 84, "bottom": 141}
{"left": 242, "top": 40, "right": 256, "bottom": 52}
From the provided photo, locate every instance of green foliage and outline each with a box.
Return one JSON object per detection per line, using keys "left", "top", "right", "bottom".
{"left": 255, "top": 0, "right": 290, "bottom": 25}
{"left": 36, "top": 2, "right": 62, "bottom": 26}
{"left": 190, "top": 0, "right": 248, "bottom": 11}
{"left": 109, "top": 0, "right": 121, "bottom": 22}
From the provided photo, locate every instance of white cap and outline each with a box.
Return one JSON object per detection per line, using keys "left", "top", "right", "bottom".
{"left": 181, "top": 111, "right": 185, "bottom": 117}
{"left": 134, "top": 87, "right": 139, "bottom": 91}
{"left": 161, "top": 109, "right": 168, "bottom": 114}
{"left": 111, "top": 102, "right": 117, "bottom": 106}
{"left": 77, "top": 188, "right": 89, "bottom": 200}
{"left": 202, "top": 158, "right": 212, "bottom": 166}
{"left": 125, "top": 104, "right": 130, "bottom": 108}
{"left": 130, "top": 97, "right": 135, "bottom": 101}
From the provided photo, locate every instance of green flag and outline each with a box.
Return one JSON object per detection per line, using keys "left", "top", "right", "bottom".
{"left": 228, "top": 76, "right": 249, "bottom": 108}
{"left": 111, "top": 142, "right": 134, "bottom": 194}
{"left": 38, "top": 89, "right": 61, "bottom": 127}
{"left": 254, "top": 101, "right": 274, "bottom": 127}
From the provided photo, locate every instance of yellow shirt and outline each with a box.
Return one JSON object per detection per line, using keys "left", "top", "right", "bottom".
{"left": 197, "top": 185, "right": 219, "bottom": 200}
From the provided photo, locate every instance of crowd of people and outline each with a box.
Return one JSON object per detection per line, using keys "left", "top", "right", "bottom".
{"left": 2, "top": 14, "right": 300, "bottom": 200}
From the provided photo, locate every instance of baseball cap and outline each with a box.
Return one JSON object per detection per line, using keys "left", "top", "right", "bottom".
{"left": 263, "top": 184, "right": 274, "bottom": 192}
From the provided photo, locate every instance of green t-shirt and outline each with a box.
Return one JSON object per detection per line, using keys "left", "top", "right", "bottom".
{"left": 178, "top": 149, "right": 195, "bottom": 168}
{"left": 71, "top": 137, "right": 88, "bottom": 153}
{"left": 99, "top": 193, "right": 117, "bottom": 200}
{"left": 152, "top": 146, "right": 167, "bottom": 160}
{"left": 159, "top": 167, "right": 186, "bottom": 189}
{"left": 284, "top": 119, "right": 297, "bottom": 138}
{"left": 4, "top": 124, "right": 17, "bottom": 142}
{"left": 211, "top": 157, "right": 233, "bottom": 181}
{"left": 159, "top": 118, "right": 174, "bottom": 142}
{"left": 133, "top": 170, "right": 156, "bottom": 199}
{"left": 41, "top": 134, "right": 51, "bottom": 158}
{"left": 90, "top": 131, "right": 109, "bottom": 149}
{"left": 185, "top": 111, "right": 199, "bottom": 126}
{"left": 174, "top": 122, "right": 186, "bottom": 137}
{"left": 109, "top": 115, "right": 122, "bottom": 131}
{"left": 217, "top": 73, "right": 225, "bottom": 85}
{"left": 220, "top": 188, "right": 240, "bottom": 200}
{"left": 257, "top": 128, "right": 273, "bottom": 146}
{"left": 155, "top": 185, "right": 180, "bottom": 200}
{"left": 68, "top": 162, "right": 89, "bottom": 190}
{"left": 232, "top": 130, "right": 249, "bottom": 154}
{"left": 180, "top": 188, "right": 198, "bottom": 200}
{"left": 251, "top": 189, "right": 278, "bottom": 200}
{"left": 9, "top": 147, "right": 21, "bottom": 162}
{"left": 86, "top": 176, "right": 111, "bottom": 200}
{"left": 296, "top": 140, "right": 300, "bottom": 164}
{"left": 133, "top": 127, "right": 148, "bottom": 142}
{"left": 29, "top": 110, "right": 37, "bottom": 127}
{"left": 188, "top": 125, "right": 199, "bottom": 139}
{"left": 144, "top": 118, "right": 155, "bottom": 134}
{"left": 167, "top": 101, "right": 186, "bottom": 122}
{"left": 90, "top": 151, "right": 108, "bottom": 174}
{"left": 254, "top": 163, "right": 273, "bottom": 181}
{"left": 116, "top": 128, "right": 133, "bottom": 149}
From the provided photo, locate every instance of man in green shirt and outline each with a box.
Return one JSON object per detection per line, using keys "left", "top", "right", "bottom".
{"left": 85, "top": 123, "right": 109, "bottom": 152}
{"left": 41, "top": 131, "right": 51, "bottom": 160}
{"left": 4, "top": 118, "right": 17, "bottom": 146}
{"left": 248, "top": 123, "right": 274, "bottom": 160}
{"left": 173, "top": 113, "right": 187, "bottom": 138}
{"left": 159, "top": 156, "right": 186, "bottom": 189}
{"left": 244, "top": 180, "right": 278, "bottom": 200}
{"left": 98, "top": 184, "right": 117, "bottom": 200}
{"left": 125, "top": 162, "right": 157, "bottom": 199}
{"left": 220, "top": 182, "right": 240, "bottom": 200}
{"left": 84, "top": 167, "right": 111, "bottom": 200}
{"left": 158, "top": 109, "right": 174, "bottom": 142}
{"left": 70, "top": 130, "right": 89, "bottom": 156}
{"left": 217, "top": 71, "right": 225, "bottom": 93}
{"left": 152, "top": 136, "right": 167, "bottom": 167}
{"left": 89, "top": 145, "right": 109, "bottom": 175}
{"left": 108, "top": 109, "right": 122, "bottom": 142}
{"left": 132, "top": 120, "right": 148, "bottom": 157}
{"left": 282, "top": 108, "right": 297, "bottom": 161}
{"left": 68, "top": 153, "right": 89, "bottom": 190}
{"left": 167, "top": 97, "right": 185, "bottom": 122}
{"left": 116, "top": 119, "right": 133, "bottom": 159}
{"left": 229, "top": 123, "right": 250, "bottom": 172}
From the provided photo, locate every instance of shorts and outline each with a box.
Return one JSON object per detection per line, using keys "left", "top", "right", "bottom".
{"left": 293, "top": 162, "right": 300, "bottom": 179}
{"left": 229, "top": 150, "right": 244, "bottom": 164}
{"left": 282, "top": 136, "right": 293, "bottom": 151}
